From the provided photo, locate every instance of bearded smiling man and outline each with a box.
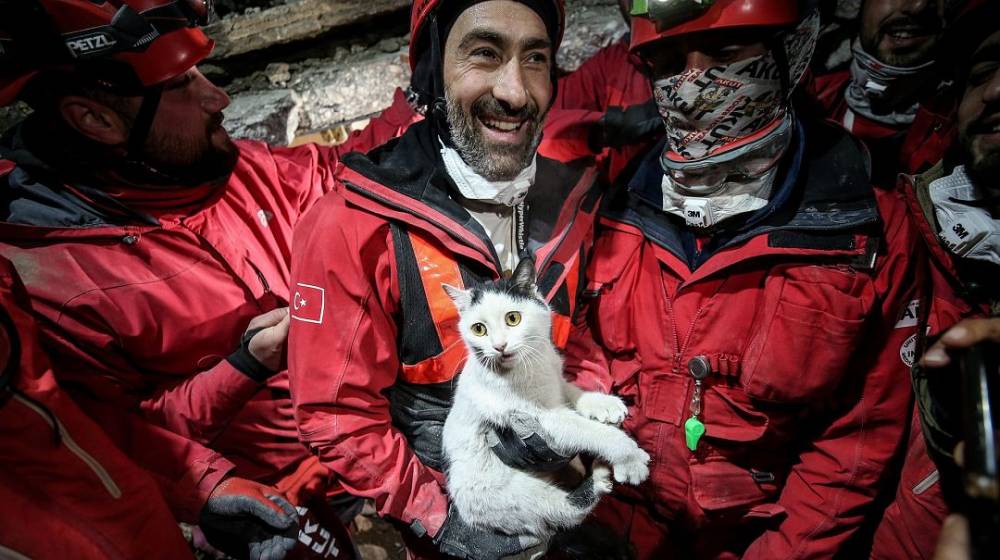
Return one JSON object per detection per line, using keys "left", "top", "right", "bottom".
{"left": 287, "top": 1, "right": 605, "bottom": 558}
{"left": 813, "top": 0, "right": 960, "bottom": 186}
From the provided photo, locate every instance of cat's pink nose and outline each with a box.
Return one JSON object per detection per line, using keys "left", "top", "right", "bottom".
{"left": 493, "top": 342, "right": 507, "bottom": 352}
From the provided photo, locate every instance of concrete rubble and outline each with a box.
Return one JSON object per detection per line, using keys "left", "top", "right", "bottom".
{"left": 0, "top": 0, "right": 861, "bottom": 148}
{"left": 222, "top": 0, "right": 626, "bottom": 145}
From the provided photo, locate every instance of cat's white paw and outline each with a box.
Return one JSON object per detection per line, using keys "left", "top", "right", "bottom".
{"left": 612, "top": 448, "right": 650, "bottom": 486}
{"left": 591, "top": 462, "right": 614, "bottom": 496}
{"left": 575, "top": 391, "right": 629, "bottom": 424}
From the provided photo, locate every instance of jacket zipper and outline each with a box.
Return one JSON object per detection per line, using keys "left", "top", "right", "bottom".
{"left": 536, "top": 180, "right": 592, "bottom": 275}
{"left": 13, "top": 395, "right": 122, "bottom": 499}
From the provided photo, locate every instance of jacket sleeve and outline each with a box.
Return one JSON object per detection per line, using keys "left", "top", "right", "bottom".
{"left": 541, "top": 47, "right": 615, "bottom": 164}
{"left": 743, "top": 194, "right": 922, "bottom": 559}
{"left": 266, "top": 88, "right": 420, "bottom": 216}
{"left": 563, "top": 298, "right": 615, "bottom": 394}
{"left": 288, "top": 192, "right": 450, "bottom": 536}
{"left": 137, "top": 360, "right": 264, "bottom": 442}
{"left": 336, "top": 87, "right": 421, "bottom": 156}
{"left": 79, "top": 395, "right": 236, "bottom": 523}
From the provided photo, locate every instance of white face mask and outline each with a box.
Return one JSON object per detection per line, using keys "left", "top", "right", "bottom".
{"left": 659, "top": 111, "right": 793, "bottom": 228}
{"left": 661, "top": 166, "right": 779, "bottom": 228}
{"left": 929, "top": 165, "right": 1000, "bottom": 265}
{"left": 440, "top": 140, "right": 536, "bottom": 207}
{"left": 844, "top": 39, "right": 936, "bottom": 127}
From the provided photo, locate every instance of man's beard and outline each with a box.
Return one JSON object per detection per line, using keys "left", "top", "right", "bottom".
{"left": 140, "top": 112, "right": 239, "bottom": 186}
{"left": 964, "top": 134, "right": 1000, "bottom": 189}
{"left": 445, "top": 91, "right": 546, "bottom": 182}
{"left": 962, "top": 107, "right": 1000, "bottom": 189}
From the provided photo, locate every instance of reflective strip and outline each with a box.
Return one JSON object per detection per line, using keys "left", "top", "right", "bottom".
{"left": 13, "top": 395, "right": 122, "bottom": 499}
{"left": 912, "top": 469, "right": 940, "bottom": 495}
{"left": 551, "top": 313, "right": 571, "bottom": 348}
{"left": 401, "top": 231, "right": 466, "bottom": 384}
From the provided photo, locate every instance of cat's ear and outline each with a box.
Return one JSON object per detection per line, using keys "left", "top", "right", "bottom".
{"left": 442, "top": 283, "right": 472, "bottom": 310}
{"left": 511, "top": 257, "right": 536, "bottom": 292}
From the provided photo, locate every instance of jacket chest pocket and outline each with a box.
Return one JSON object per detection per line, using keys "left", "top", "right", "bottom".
{"left": 585, "top": 233, "right": 643, "bottom": 355}
{"left": 740, "top": 265, "right": 872, "bottom": 404}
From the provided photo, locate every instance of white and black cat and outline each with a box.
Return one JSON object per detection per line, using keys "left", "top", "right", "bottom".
{"left": 441, "top": 258, "right": 649, "bottom": 539}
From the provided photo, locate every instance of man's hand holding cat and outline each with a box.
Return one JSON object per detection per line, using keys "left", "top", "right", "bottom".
{"left": 434, "top": 505, "right": 542, "bottom": 560}
{"left": 574, "top": 391, "right": 629, "bottom": 425}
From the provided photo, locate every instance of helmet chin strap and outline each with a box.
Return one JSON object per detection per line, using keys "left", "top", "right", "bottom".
{"left": 126, "top": 85, "right": 163, "bottom": 161}
{"left": 117, "top": 84, "right": 204, "bottom": 187}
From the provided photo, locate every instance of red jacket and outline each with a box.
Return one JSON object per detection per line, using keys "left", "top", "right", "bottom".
{"left": 288, "top": 119, "right": 603, "bottom": 538}
{"left": 542, "top": 38, "right": 653, "bottom": 183}
{"left": 868, "top": 164, "right": 996, "bottom": 560}
{"left": 565, "top": 120, "right": 921, "bottom": 558}
{"left": 0, "top": 113, "right": 409, "bottom": 520}
{"left": 0, "top": 257, "right": 192, "bottom": 559}
{"left": 813, "top": 71, "right": 959, "bottom": 183}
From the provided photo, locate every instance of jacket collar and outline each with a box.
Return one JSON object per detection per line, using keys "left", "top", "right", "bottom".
{"left": 340, "top": 119, "right": 599, "bottom": 274}
{"left": 0, "top": 121, "right": 223, "bottom": 228}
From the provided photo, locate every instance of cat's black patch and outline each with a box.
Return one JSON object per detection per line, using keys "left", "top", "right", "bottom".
{"left": 567, "top": 476, "right": 597, "bottom": 508}
{"left": 470, "top": 275, "right": 543, "bottom": 306}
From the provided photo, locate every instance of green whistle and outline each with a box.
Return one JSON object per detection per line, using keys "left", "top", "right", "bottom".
{"left": 684, "top": 416, "right": 705, "bottom": 451}
{"left": 630, "top": 0, "right": 648, "bottom": 15}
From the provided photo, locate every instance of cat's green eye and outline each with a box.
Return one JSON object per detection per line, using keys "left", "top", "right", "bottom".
{"left": 505, "top": 311, "right": 521, "bottom": 326}
{"left": 471, "top": 322, "right": 488, "bottom": 336}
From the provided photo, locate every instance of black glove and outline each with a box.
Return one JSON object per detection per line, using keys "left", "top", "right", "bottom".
{"left": 489, "top": 424, "right": 573, "bottom": 472}
{"left": 589, "top": 99, "right": 662, "bottom": 151}
{"left": 200, "top": 477, "right": 299, "bottom": 560}
{"left": 434, "top": 505, "right": 541, "bottom": 560}
{"left": 487, "top": 413, "right": 573, "bottom": 472}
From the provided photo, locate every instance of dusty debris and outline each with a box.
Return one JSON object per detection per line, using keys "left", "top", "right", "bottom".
{"left": 219, "top": 0, "right": 625, "bottom": 145}
{"left": 205, "top": 0, "right": 410, "bottom": 59}
{"left": 224, "top": 89, "right": 302, "bottom": 145}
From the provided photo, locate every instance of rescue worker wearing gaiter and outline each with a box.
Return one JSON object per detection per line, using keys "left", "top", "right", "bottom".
{"left": 872, "top": 4, "right": 1000, "bottom": 557}
{"left": 562, "top": 1, "right": 922, "bottom": 557}
{"left": 0, "top": 1, "right": 411, "bottom": 557}
{"left": 542, "top": 0, "right": 661, "bottom": 182}
{"left": 287, "top": 1, "right": 605, "bottom": 558}
{"left": 812, "top": 0, "right": 958, "bottom": 187}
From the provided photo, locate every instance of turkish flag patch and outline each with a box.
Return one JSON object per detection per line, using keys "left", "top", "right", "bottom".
{"left": 291, "top": 283, "right": 325, "bottom": 324}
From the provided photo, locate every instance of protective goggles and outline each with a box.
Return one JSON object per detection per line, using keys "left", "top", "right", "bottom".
{"left": 630, "top": 0, "right": 716, "bottom": 29}
{"left": 660, "top": 114, "right": 793, "bottom": 192}
{"left": 61, "top": 0, "right": 214, "bottom": 60}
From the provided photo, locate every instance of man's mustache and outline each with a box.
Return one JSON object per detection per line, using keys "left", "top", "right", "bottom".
{"left": 969, "top": 106, "right": 1000, "bottom": 136}
{"left": 879, "top": 13, "right": 943, "bottom": 38}
{"left": 471, "top": 95, "right": 539, "bottom": 123}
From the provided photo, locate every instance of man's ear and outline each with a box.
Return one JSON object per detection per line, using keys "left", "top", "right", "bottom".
{"left": 58, "top": 95, "right": 131, "bottom": 146}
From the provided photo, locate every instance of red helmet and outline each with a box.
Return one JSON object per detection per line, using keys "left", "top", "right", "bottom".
{"left": 629, "top": 0, "right": 798, "bottom": 53}
{"left": 0, "top": 0, "right": 215, "bottom": 106}
{"left": 408, "top": 0, "right": 566, "bottom": 71}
